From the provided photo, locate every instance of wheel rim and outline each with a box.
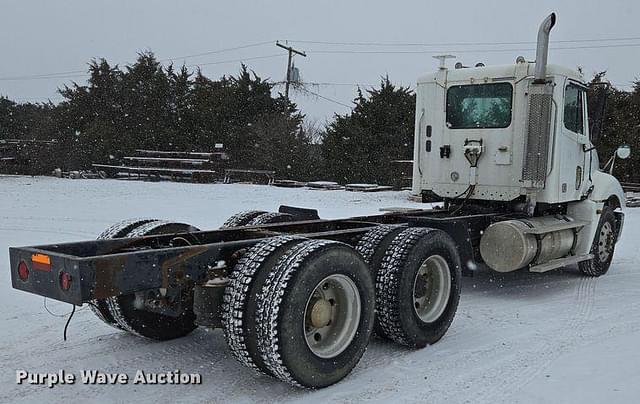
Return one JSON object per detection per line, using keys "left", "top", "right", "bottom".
{"left": 413, "top": 255, "right": 452, "bottom": 323}
{"left": 597, "top": 221, "right": 614, "bottom": 262}
{"left": 304, "top": 274, "right": 361, "bottom": 359}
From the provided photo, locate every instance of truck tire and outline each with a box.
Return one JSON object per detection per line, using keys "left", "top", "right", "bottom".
{"left": 91, "top": 218, "right": 159, "bottom": 328}
{"left": 376, "top": 227, "right": 461, "bottom": 348}
{"left": 579, "top": 206, "right": 617, "bottom": 277}
{"left": 256, "top": 240, "right": 375, "bottom": 388}
{"left": 96, "top": 217, "right": 158, "bottom": 240}
{"left": 247, "top": 212, "right": 295, "bottom": 226}
{"left": 220, "top": 210, "right": 267, "bottom": 228}
{"left": 105, "top": 220, "right": 200, "bottom": 340}
{"left": 355, "top": 224, "right": 407, "bottom": 338}
{"left": 223, "top": 235, "right": 305, "bottom": 374}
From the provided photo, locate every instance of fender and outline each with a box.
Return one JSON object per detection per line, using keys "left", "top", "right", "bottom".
{"left": 585, "top": 169, "right": 625, "bottom": 243}
{"left": 567, "top": 199, "right": 603, "bottom": 256}
{"left": 567, "top": 170, "right": 625, "bottom": 255}
{"left": 589, "top": 170, "right": 625, "bottom": 207}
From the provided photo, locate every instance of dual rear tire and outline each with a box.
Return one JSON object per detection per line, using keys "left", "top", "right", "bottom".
{"left": 223, "top": 225, "right": 462, "bottom": 387}
{"left": 220, "top": 210, "right": 294, "bottom": 228}
{"left": 357, "top": 226, "right": 462, "bottom": 348}
{"left": 374, "top": 227, "right": 461, "bottom": 348}
{"left": 91, "top": 219, "right": 199, "bottom": 340}
{"left": 223, "top": 237, "right": 375, "bottom": 388}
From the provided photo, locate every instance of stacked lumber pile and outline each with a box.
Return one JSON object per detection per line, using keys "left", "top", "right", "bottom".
{"left": 625, "top": 192, "right": 640, "bottom": 208}
{"left": 0, "top": 139, "right": 58, "bottom": 175}
{"left": 93, "top": 148, "right": 229, "bottom": 183}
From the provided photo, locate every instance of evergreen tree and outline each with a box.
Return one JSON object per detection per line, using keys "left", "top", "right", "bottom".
{"left": 597, "top": 80, "right": 640, "bottom": 181}
{"left": 0, "top": 97, "right": 20, "bottom": 139}
{"left": 322, "top": 78, "right": 415, "bottom": 184}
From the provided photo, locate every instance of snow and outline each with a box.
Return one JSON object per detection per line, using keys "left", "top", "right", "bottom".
{"left": 1, "top": 175, "right": 639, "bottom": 403}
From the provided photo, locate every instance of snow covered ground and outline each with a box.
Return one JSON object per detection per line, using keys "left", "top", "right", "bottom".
{"left": 1, "top": 175, "right": 639, "bottom": 404}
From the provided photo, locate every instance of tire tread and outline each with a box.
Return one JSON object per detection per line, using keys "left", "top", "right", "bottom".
{"left": 257, "top": 239, "right": 336, "bottom": 387}
{"left": 376, "top": 227, "right": 436, "bottom": 346}
{"left": 222, "top": 235, "right": 302, "bottom": 373}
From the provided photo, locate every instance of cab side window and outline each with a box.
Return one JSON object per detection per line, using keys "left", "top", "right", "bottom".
{"left": 564, "top": 84, "right": 584, "bottom": 135}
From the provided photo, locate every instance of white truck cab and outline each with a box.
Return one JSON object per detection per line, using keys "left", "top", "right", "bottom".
{"left": 411, "top": 13, "right": 625, "bottom": 275}
{"left": 412, "top": 62, "right": 625, "bottom": 205}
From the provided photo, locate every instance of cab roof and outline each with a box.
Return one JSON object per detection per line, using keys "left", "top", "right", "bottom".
{"left": 417, "top": 63, "right": 585, "bottom": 85}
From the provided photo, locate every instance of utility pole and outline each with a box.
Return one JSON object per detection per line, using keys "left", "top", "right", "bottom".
{"left": 276, "top": 41, "right": 307, "bottom": 102}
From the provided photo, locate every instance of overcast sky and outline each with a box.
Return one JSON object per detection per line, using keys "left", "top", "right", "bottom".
{"left": 1, "top": 0, "right": 639, "bottom": 122}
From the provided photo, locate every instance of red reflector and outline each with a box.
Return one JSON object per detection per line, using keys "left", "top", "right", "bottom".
{"left": 59, "top": 272, "right": 72, "bottom": 291}
{"left": 32, "top": 262, "right": 51, "bottom": 272}
{"left": 18, "top": 261, "right": 29, "bottom": 281}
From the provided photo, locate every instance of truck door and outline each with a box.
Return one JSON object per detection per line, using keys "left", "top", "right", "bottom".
{"left": 558, "top": 81, "right": 588, "bottom": 201}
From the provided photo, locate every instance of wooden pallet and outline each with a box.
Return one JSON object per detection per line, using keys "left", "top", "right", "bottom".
{"left": 306, "top": 181, "right": 344, "bottom": 190}
{"left": 345, "top": 183, "right": 394, "bottom": 192}
{"left": 223, "top": 169, "right": 276, "bottom": 185}
{"left": 272, "top": 179, "right": 306, "bottom": 188}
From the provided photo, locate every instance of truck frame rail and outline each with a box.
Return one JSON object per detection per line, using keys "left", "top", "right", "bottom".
{"left": 10, "top": 207, "right": 491, "bottom": 305}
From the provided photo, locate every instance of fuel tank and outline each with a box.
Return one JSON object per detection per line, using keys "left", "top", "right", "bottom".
{"left": 480, "top": 216, "right": 576, "bottom": 272}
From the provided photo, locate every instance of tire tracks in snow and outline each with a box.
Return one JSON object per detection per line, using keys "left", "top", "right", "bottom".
{"left": 14, "top": 328, "right": 221, "bottom": 372}
{"left": 477, "top": 274, "right": 598, "bottom": 404}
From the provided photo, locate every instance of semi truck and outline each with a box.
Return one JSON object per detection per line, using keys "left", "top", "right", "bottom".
{"left": 8, "top": 13, "right": 627, "bottom": 388}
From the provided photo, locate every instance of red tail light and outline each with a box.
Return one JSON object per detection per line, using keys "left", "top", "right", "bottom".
{"left": 17, "top": 261, "right": 29, "bottom": 281}
{"left": 59, "top": 272, "right": 72, "bottom": 291}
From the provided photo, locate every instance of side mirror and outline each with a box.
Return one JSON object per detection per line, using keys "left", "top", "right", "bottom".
{"left": 616, "top": 144, "right": 631, "bottom": 160}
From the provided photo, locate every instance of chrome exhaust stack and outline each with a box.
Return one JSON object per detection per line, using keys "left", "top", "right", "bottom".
{"left": 522, "top": 13, "right": 557, "bottom": 200}
{"left": 533, "top": 13, "right": 556, "bottom": 84}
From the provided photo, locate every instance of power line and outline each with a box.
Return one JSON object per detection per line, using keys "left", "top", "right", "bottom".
{"left": 161, "top": 40, "right": 273, "bottom": 62}
{"left": 305, "top": 81, "right": 375, "bottom": 87}
{"left": 0, "top": 41, "right": 277, "bottom": 81}
{"left": 0, "top": 74, "right": 86, "bottom": 82}
{"left": 300, "top": 87, "right": 352, "bottom": 108}
{"left": 3, "top": 35, "right": 639, "bottom": 82}
{"left": 287, "top": 36, "right": 640, "bottom": 47}
{"left": 0, "top": 70, "right": 87, "bottom": 81}
{"left": 191, "top": 53, "right": 284, "bottom": 67}
{"left": 306, "top": 42, "right": 640, "bottom": 55}
{"left": 0, "top": 54, "right": 285, "bottom": 81}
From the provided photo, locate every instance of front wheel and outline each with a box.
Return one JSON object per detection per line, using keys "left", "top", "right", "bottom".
{"left": 579, "top": 206, "right": 617, "bottom": 277}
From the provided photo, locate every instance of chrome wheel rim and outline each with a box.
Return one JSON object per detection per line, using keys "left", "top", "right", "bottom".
{"left": 597, "top": 221, "right": 614, "bottom": 262}
{"left": 413, "top": 255, "right": 451, "bottom": 323}
{"left": 304, "top": 274, "right": 361, "bottom": 359}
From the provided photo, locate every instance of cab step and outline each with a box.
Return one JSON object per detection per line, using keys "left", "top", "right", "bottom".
{"left": 529, "top": 254, "right": 594, "bottom": 273}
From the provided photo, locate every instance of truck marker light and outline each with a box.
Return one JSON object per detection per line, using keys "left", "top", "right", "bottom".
{"left": 31, "top": 253, "right": 51, "bottom": 272}
{"left": 59, "top": 272, "right": 72, "bottom": 291}
{"left": 17, "top": 261, "right": 29, "bottom": 281}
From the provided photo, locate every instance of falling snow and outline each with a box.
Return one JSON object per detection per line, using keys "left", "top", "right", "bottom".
{"left": 1, "top": 175, "right": 639, "bottom": 403}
